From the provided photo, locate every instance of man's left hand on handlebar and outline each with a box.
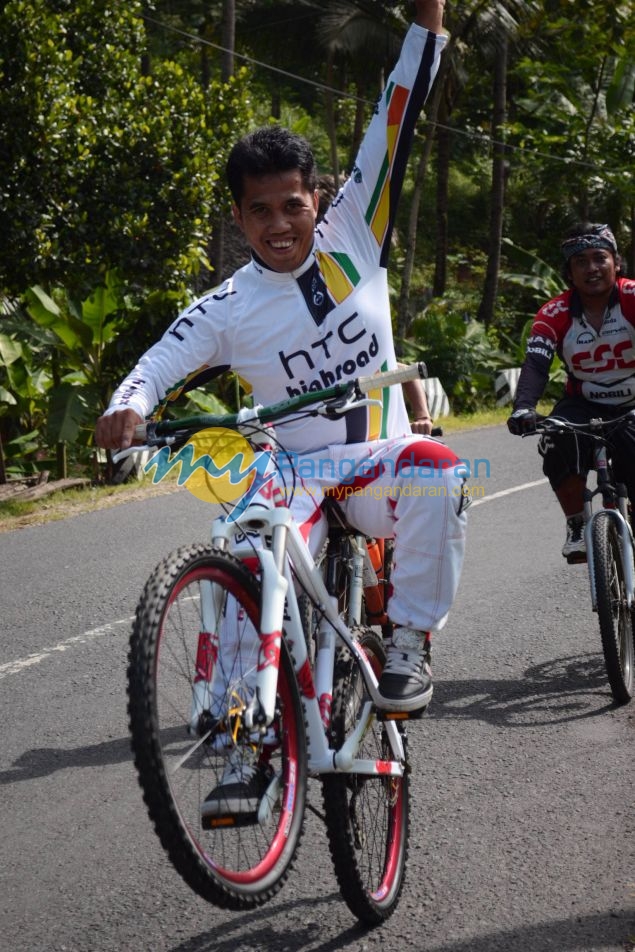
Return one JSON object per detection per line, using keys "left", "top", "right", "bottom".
{"left": 507, "top": 407, "right": 538, "bottom": 436}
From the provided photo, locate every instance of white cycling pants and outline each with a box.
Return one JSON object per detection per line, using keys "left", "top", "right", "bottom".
{"left": 191, "top": 435, "right": 469, "bottom": 731}
{"left": 274, "top": 435, "right": 468, "bottom": 633}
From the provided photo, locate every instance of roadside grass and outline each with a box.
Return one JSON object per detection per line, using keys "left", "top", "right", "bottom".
{"left": 0, "top": 403, "right": 548, "bottom": 531}
{"left": 0, "top": 474, "right": 180, "bottom": 531}
{"left": 437, "top": 406, "right": 510, "bottom": 433}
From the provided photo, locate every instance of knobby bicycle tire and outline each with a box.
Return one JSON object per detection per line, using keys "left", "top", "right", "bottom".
{"left": 127, "top": 543, "right": 307, "bottom": 909}
{"left": 592, "top": 513, "right": 635, "bottom": 704}
{"left": 322, "top": 627, "right": 410, "bottom": 924}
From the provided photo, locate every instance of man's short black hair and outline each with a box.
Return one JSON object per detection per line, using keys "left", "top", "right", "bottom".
{"left": 226, "top": 125, "right": 318, "bottom": 206}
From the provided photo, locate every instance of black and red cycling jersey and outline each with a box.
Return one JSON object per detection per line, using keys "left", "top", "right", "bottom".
{"left": 514, "top": 278, "right": 635, "bottom": 410}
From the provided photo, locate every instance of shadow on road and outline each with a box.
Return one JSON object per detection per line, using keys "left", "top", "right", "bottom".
{"left": 167, "top": 896, "right": 634, "bottom": 952}
{"left": 1, "top": 652, "right": 622, "bottom": 785}
{"left": 430, "top": 651, "right": 620, "bottom": 727}
{"left": 0, "top": 734, "right": 132, "bottom": 784}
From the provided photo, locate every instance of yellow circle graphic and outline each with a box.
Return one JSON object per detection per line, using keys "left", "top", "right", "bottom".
{"left": 183, "top": 427, "right": 256, "bottom": 504}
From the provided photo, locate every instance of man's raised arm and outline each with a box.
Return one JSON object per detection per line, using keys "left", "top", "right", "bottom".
{"left": 414, "top": 0, "right": 446, "bottom": 34}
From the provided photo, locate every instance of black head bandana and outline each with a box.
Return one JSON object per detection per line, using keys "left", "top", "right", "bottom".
{"left": 561, "top": 224, "right": 618, "bottom": 261}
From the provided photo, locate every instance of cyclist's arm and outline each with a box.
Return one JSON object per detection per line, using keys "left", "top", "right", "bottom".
{"left": 513, "top": 352, "right": 551, "bottom": 411}
{"left": 317, "top": 9, "right": 447, "bottom": 268}
{"left": 414, "top": 0, "right": 446, "bottom": 33}
{"left": 513, "top": 318, "right": 559, "bottom": 411}
{"left": 96, "top": 285, "right": 235, "bottom": 447}
{"left": 401, "top": 371, "right": 433, "bottom": 435}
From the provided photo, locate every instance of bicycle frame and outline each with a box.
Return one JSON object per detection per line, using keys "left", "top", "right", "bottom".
{"left": 209, "top": 503, "right": 406, "bottom": 777}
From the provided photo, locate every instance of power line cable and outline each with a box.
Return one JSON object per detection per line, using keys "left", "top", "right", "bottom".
{"left": 143, "top": 13, "right": 360, "bottom": 100}
{"left": 142, "top": 12, "right": 603, "bottom": 172}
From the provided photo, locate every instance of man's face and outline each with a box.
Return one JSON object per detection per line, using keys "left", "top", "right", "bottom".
{"left": 232, "top": 170, "right": 319, "bottom": 273}
{"left": 568, "top": 248, "right": 617, "bottom": 299}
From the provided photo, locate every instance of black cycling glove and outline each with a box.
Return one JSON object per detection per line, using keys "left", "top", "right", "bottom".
{"left": 507, "top": 408, "right": 537, "bottom": 436}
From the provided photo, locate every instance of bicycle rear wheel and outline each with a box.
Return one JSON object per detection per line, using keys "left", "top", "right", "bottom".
{"left": 322, "top": 627, "right": 409, "bottom": 924}
{"left": 592, "top": 513, "right": 635, "bottom": 704}
{"left": 128, "top": 543, "right": 307, "bottom": 909}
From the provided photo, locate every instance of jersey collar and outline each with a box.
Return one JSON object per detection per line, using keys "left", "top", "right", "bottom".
{"left": 250, "top": 241, "right": 317, "bottom": 281}
{"left": 570, "top": 283, "right": 619, "bottom": 321}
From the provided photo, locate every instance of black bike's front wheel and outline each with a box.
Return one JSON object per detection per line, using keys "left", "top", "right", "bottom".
{"left": 592, "top": 513, "right": 635, "bottom": 704}
{"left": 322, "top": 627, "right": 409, "bottom": 925}
{"left": 128, "top": 543, "right": 307, "bottom": 909}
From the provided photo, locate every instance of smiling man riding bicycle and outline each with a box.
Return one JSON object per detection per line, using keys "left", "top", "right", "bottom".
{"left": 508, "top": 223, "right": 635, "bottom": 562}
{"left": 96, "top": 0, "right": 468, "bottom": 817}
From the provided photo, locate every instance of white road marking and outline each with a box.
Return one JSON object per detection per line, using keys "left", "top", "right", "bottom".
{"left": 0, "top": 617, "right": 133, "bottom": 679}
{"left": 1, "top": 477, "right": 550, "bottom": 678}
{"left": 469, "top": 477, "right": 548, "bottom": 508}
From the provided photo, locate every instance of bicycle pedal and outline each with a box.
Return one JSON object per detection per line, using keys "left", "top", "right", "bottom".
{"left": 566, "top": 553, "right": 587, "bottom": 565}
{"left": 202, "top": 810, "right": 260, "bottom": 830}
{"left": 377, "top": 706, "right": 428, "bottom": 722}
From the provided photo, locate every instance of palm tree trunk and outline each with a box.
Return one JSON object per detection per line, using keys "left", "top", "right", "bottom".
{"left": 433, "top": 120, "right": 451, "bottom": 296}
{"left": 348, "top": 85, "right": 366, "bottom": 173}
{"left": 395, "top": 54, "right": 449, "bottom": 349}
{"left": 210, "top": 0, "right": 236, "bottom": 282}
{"left": 221, "top": 0, "right": 235, "bottom": 81}
{"left": 0, "top": 433, "right": 7, "bottom": 484}
{"left": 325, "top": 51, "right": 340, "bottom": 183}
{"left": 477, "top": 33, "right": 508, "bottom": 328}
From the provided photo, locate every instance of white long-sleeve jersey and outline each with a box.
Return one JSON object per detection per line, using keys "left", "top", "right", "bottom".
{"left": 107, "top": 25, "right": 446, "bottom": 460}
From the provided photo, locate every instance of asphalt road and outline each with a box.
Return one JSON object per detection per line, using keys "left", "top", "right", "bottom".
{"left": 1, "top": 424, "right": 634, "bottom": 952}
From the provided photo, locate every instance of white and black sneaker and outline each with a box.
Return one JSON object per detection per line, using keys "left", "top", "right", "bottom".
{"left": 562, "top": 515, "right": 586, "bottom": 564}
{"left": 377, "top": 627, "right": 433, "bottom": 716}
{"left": 201, "top": 747, "right": 273, "bottom": 828}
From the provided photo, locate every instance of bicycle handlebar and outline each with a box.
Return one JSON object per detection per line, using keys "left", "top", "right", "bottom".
{"left": 532, "top": 408, "right": 635, "bottom": 437}
{"left": 357, "top": 362, "right": 428, "bottom": 393}
{"left": 132, "top": 362, "right": 430, "bottom": 443}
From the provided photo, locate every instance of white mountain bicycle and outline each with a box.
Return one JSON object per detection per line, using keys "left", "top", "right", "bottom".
{"left": 121, "top": 363, "right": 432, "bottom": 925}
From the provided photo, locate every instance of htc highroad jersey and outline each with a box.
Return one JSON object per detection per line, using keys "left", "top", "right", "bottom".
{"left": 514, "top": 278, "right": 635, "bottom": 410}
{"left": 107, "top": 25, "right": 446, "bottom": 459}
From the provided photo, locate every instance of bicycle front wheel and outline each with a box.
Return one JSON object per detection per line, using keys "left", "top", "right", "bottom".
{"left": 592, "top": 513, "right": 635, "bottom": 704}
{"left": 322, "top": 627, "right": 409, "bottom": 925}
{"left": 128, "top": 543, "right": 307, "bottom": 909}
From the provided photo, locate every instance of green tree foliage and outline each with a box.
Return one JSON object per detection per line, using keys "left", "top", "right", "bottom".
{"left": 0, "top": 0, "right": 251, "bottom": 297}
{"left": 1, "top": 0, "right": 634, "bottom": 482}
{"left": 0, "top": 274, "right": 198, "bottom": 478}
{"left": 505, "top": 0, "right": 635, "bottom": 253}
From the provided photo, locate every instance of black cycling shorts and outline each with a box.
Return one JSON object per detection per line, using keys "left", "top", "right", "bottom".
{"left": 538, "top": 396, "right": 635, "bottom": 501}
